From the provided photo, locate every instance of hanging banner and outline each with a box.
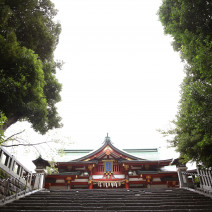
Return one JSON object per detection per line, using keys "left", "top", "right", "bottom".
{"left": 104, "top": 160, "right": 113, "bottom": 172}
{"left": 106, "top": 162, "right": 111, "bottom": 172}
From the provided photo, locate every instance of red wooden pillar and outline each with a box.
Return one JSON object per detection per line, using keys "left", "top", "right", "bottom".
{"left": 88, "top": 181, "right": 93, "bottom": 189}
{"left": 123, "top": 164, "right": 130, "bottom": 189}
{"left": 66, "top": 177, "right": 72, "bottom": 190}
{"left": 146, "top": 175, "right": 151, "bottom": 189}
{"left": 69, "top": 182, "right": 72, "bottom": 190}
{"left": 88, "top": 164, "right": 94, "bottom": 189}
{"left": 125, "top": 180, "right": 129, "bottom": 189}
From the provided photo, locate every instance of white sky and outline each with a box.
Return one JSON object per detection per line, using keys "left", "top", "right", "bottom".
{"left": 5, "top": 0, "right": 185, "bottom": 167}
{"left": 53, "top": 0, "right": 185, "bottom": 148}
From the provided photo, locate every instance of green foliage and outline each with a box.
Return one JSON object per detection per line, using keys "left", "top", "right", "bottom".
{"left": 46, "top": 161, "right": 58, "bottom": 175}
{"left": 0, "top": 168, "right": 9, "bottom": 179}
{"left": 158, "top": 0, "right": 212, "bottom": 167}
{"left": 0, "top": 0, "right": 61, "bottom": 61}
{"left": 0, "top": 111, "right": 7, "bottom": 145}
{"left": 193, "top": 176, "right": 200, "bottom": 187}
{"left": 0, "top": 0, "right": 62, "bottom": 134}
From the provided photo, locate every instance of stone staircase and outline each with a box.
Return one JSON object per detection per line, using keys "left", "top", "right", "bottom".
{"left": 0, "top": 188, "right": 212, "bottom": 211}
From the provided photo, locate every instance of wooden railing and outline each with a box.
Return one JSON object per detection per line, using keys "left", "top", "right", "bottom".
{"left": 0, "top": 147, "right": 44, "bottom": 204}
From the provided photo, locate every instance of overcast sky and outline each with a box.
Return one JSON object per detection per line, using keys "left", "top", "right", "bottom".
{"left": 5, "top": 0, "right": 185, "bottom": 166}
{"left": 53, "top": 0, "right": 185, "bottom": 149}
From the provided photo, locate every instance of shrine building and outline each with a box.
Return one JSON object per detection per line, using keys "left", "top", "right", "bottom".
{"left": 44, "top": 135, "right": 179, "bottom": 189}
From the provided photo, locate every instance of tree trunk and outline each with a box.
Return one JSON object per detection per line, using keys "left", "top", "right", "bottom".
{"left": 3, "top": 115, "right": 20, "bottom": 131}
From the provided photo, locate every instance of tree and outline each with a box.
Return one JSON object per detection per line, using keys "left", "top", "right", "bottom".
{"left": 158, "top": 0, "right": 212, "bottom": 167}
{"left": 0, "top": 0, "right": 62, "bottom": 134}
{"left": 0, "top": 111, "right": 7, "bottom": 145}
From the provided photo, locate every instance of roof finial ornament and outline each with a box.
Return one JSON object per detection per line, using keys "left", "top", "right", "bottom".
{"left": 104, "top": 133, "right": 111, "bottom": 144}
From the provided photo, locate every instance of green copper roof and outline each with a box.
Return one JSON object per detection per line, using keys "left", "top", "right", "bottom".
{"left": 59, "top": 148, "right": 159, "bottom": 162}
{"left": 59, "top": 149, "right": 93, "bottom": 161}
{"left": 123, "top": 149, "right": 159, "bottom": 160}
{"left": 57, "top": 134, "right": 160, "bottom": 162}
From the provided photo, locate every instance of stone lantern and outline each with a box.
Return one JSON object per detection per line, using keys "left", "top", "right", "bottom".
{"left": 32, "top": 156, "right": 50, "bottom": 174}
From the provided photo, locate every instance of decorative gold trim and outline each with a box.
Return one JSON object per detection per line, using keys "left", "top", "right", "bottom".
{"left": 88, "top": 165, "right": 93, "bottom": 171}
{"left": 103, "top": 146, "right": 112, "bottom": 151}
{"left": 126, "top": 157, "right": 132, "bottom": 161}
{"left": 123, "top": 164, "right": 129, "bottom": 171}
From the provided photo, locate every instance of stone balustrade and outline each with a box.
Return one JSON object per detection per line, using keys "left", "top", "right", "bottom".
{"left": 0, "top": 147, "right": 45, "bottom": 204}
{"left": 0, "top": 147, "right": 32, "bottom": 185}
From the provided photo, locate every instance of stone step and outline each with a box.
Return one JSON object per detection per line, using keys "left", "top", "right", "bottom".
{"left": 11, "top": 200, "right": 212, "bottom": 205}
{"left": 27, "top": 194, "right": 204, "bottom": 197}
{"left": 27, "top": 195, "right": 203, "bottom": 199}
{"left": 0, "top": 188, "right": 211, "bottom": 212}
{"left": 10, "top": 200, "right": 212, "bottom": 205}
{"left": 29, "top": 195, "right": 204, "bottom": 198}
{"left": 33, "top": 190, "right": 197, "bottom": 193}
{"left": 29, "top": 192, "right": 204, "bottom": 197}
{"left": 35, "top": 192, "right": 201, "bottom": 195}
{"left": 44, "top": 191, "right": 197, "bottom": 195}
{"left": 34, "top": 190, "right": 197, "bottom": 194}
{"left": 19, "top": 197, "right": 208, "bottom": 201}
{"left": 2, "top": 204, "right": 212, "bottom": 210}
{"left": 1, "top": 210, "right": 212, "bottom": 212}
{"left": 24, "top": 192, "right": 207, "bottom": 197}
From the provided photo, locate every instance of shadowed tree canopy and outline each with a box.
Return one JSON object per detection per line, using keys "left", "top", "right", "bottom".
{"left": 158, "top": 0, "right": 212, "bottom": 167}
{"left": 0, "top": 0, "right": 62, "bottom": 134}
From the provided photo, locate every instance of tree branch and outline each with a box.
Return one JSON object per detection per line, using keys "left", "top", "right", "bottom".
{"left": 2, "top": 141, "right": 54, "bottom": 147}
{"left": 4, "top": 130, "right": 25, "bottom": 142}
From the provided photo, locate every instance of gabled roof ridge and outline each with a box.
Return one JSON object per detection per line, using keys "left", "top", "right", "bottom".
{"left": 107, "top": 141, "right": 146, "bottom": 161}
{"left": 71, "top": 135, "right": 145, "bottom": 162}
{"left": 71, "top": 136, "right": 109, "bottom": 161}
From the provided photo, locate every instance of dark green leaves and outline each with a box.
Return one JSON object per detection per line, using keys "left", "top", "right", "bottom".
{"left": 0, "top": 0, "right": 62, "bottom": 134}
{"left": 158, "top": 0, "right": 212, "bottom": 167}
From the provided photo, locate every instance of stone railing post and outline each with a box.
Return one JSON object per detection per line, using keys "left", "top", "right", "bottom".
{"left": 8, "top": 155, "right": 15, "bottom": 172}
{"left": 28, "top": 172, "right": 33, "bottom": 187}
{"left": 171, "top": 158, "right": 188, "bottom": 188}
{"left": 34, "top": 170, "right": 45, "bottom": 189}
{"left": 177, "top": 166, "right": 188, "bottom": 188}
{"left": 0, "top": 149, "right": 3, "bottom": 161}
